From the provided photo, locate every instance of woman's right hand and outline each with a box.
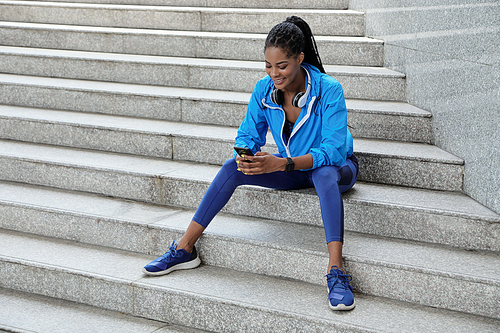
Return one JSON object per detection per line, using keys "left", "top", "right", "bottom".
{"left": 236, "top": 152, "right": 286, "bottom": 175}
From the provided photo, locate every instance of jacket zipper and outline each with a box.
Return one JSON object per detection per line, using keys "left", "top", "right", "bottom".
{"left": 262, "top": 96, "right": 317, "bottom": 158}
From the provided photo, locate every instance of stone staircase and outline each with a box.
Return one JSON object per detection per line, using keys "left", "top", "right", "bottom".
{"left": 0, "top": 1, "right": 499, "bottom": 332}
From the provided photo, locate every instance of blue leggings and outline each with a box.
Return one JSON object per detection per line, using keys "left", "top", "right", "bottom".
{"left": 192, "top": 154, "right": 358, "bottom": 244}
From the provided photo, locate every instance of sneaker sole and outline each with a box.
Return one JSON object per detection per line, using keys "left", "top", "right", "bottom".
{"left": 142, "top": 257, "right": 201, "bottom": 276}
{"left": 328, "top": 299, "right": 356, "bottom": 311}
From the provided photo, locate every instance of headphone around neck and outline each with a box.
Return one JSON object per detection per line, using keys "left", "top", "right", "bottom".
{"left": 270, "top": 66, "right": 311, "bottom": 108}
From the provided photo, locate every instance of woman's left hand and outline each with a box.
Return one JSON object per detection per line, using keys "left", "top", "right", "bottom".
{"left": 236, "top": 152, "right": 286, "bottom": 175}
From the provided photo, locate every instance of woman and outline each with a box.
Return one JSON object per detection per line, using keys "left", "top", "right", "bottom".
{"left": 143, "top": 16, "right": 358, "bottom": 311}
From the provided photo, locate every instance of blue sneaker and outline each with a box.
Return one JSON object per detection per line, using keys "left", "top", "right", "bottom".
{"left": 143, "top": 241, "right": 201, "bottom": 276}
{"left": 326, "top": 266, "right": 355, "bottom": 311}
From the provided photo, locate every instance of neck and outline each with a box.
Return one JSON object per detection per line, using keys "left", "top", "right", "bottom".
{"left": 283, "top": 67, "right": 306, "bottom": 96}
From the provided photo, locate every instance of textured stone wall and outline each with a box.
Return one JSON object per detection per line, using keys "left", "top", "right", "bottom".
{"left": 350, "top": 0, "right": 500, "bottom": 214}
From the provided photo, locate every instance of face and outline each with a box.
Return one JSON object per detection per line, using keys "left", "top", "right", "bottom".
{"left": 265, "top": 46, "right": 304, "bottom": 91}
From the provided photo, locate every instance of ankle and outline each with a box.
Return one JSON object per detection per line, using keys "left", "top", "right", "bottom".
{"left": 176, "top": 241, "right": 194, "bottom": 253}
{"left": 328, "top": 265, "right": 344, "bottom": 274}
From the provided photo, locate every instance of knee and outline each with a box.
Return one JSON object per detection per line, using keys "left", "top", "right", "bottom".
{"left": 218, "top": 158, "right": 241, "bottom": 183}
{"left": 222, "top": 158, "right": 238, "bottom": 171}
{"left": 313, "top": 166, "right": 340, "bottom": 184}
{"left": 312, "top": 166, "right": 341, "bottom": 196}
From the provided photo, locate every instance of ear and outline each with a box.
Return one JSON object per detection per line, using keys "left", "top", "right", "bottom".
{"left": 297, "top": 52, "right": 305, "bottom": 65}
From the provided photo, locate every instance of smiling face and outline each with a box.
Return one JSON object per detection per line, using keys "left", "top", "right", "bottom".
{"left": 265, "top": 46, "right": 304, "bottom": 92}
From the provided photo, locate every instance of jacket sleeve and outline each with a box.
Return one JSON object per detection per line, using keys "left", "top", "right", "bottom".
{"left": 233, "top": 82, "right": 269, "bottom": 159}
{"left": 309, "top": 80, "right": 348, "bottom": 168}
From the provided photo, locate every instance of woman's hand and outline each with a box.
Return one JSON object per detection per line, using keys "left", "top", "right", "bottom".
{"left": 236, "top": 152, "right": 286, "bottom": 175}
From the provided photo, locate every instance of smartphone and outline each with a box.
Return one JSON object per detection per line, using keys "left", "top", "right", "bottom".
{"left": 234, "top": 146, "right": 254, "bottom": 162}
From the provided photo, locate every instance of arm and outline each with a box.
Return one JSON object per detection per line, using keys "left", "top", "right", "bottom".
{"left": 233, "top": 82, "right": 269, "bottom": 159}
{"left": 236, "top": 152, "right": 313, "bottom": 175}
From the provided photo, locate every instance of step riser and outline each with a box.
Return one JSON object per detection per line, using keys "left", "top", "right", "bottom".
{"left": 0, "top": 260, "right": 345, "bottom": 333}
{"left": 0, "top": 289, "right": 202, "bottom": 333}
{"left": 346, "top": 260, "right": 499, "bottom": 320}
{"left": 0, "top": 117, "right": 175, "bottom": 159}
{"left": 17, "top": 0, "right": 350, "bottom": 9}
{"left": 0, "top": 4, "right": 364, "bottom": 36}
{"left": 358, "top": 155, "right": 463, "bottom": 192}
{"left": 0, "top": 83, "right": 189, "bottom": 122}
{"left": 0, "top": 159, "right": 490, "bottom": 251}
{"left": 0, "top": 64, "right": 403, "bottom": 103}
{"left": 346, "top": 203, "right": 500, "bottom": 252}
{"left": 0, "top": 118, "right": 462, "bottom": 191}
{"left": 0, "top": 79, "right": 404, "bottom": 121}
{"left": 0, "top": 52, "right": 266, "bottom": 93}
{"left": 0, "top": 25, "right": 386, "bottom": 69}
{"left": 348, "top": 112, "right": 432, "bottom": 143}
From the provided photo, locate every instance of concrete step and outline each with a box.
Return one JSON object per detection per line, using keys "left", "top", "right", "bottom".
{"left": 1, "top": 179, "right": 498, "bottom": 280}
{"left": 0, "top": 143, "right": 492, "bottom": 252}
{"left": 0, "top": 22, "right": 388, "bottom": 69}
{"left": 0, "top": 1, "right": 364, "bottom": 36}
{"left": 347, "top": 99, "right": 432, "bottom": 143}
{"left": 0, "top": 73, "right": 250, "bottom": 123}
{"left": 0, "top": 43, "right": 382, "bottom": 82}
{"left": 0, "top": 46, "right": 386, "bottom": 94}
{"left": 0, "top": 65, "right": 420, "bottom": 141}
{"left": 0, "top": 76, "right": 425, "bottom": 142}
{"left": 0, "top": 288, "right": 207, "bottom": 333}
{"left": 9, "top": 0, "right": 350, "bottom": 10}
{"left": 1, "top": 228, "right": 499, "bottom": 326}
{"left": 0, "top": 73, "right": 405, "bottom": 130}
{"left": 0, "top": 107, "right": 460, "bottom": 190}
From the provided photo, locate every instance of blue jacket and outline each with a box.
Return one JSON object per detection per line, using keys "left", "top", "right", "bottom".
{"left": 234, "top": 63, "right": 353, "bottom": 170}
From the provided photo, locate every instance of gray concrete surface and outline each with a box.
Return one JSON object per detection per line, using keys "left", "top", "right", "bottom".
{"left": 1, "top": 229, "right": 500, "bottom": 325}
{"left": 349, "top": 0, "right": 500, "bottom": 214}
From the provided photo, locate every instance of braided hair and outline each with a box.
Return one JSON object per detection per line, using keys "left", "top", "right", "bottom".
{"left": 265, "top": 16, "right": 325, "bottom": 73}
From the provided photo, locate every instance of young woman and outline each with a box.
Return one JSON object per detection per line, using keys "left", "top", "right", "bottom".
{"left": 143, "top": 16, "right": 358, "bottom": 311}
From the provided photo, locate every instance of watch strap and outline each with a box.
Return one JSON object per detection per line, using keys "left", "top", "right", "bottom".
{"left": 285, "top": 157, "right": 295, "bottom": 173}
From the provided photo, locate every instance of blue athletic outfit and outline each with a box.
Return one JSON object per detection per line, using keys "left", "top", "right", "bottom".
{"left": 192, "top": 63, "right": 358, "bottom": 244}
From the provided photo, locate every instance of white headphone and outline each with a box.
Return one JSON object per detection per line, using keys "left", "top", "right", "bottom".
{"left": 270, "top": 66, "right": 311, "bottom": 108}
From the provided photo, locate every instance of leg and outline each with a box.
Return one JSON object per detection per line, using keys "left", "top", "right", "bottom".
{"left": 312, "top": 157, "right": 358, "bottom": 311}
{"left": 311, "top": 156, "right": 358, "bottom": 272}
{"left": 327, "top": 241, "right": 344, "bottom": 272}
{"left": 192, "top": 157, "right": 311, "bottom": 229}
{"left": 312, "top": 165, "right": 344, "bottom": 261}
{"left": 179, "top": 157, "right": 311, "bottom": 251}
{"left": 177, "top": 220, "right": 205, "bottom": 253}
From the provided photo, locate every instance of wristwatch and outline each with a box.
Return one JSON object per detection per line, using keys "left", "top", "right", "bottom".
{"left": 285, "top": 157, "right": 295, "bottom": 173}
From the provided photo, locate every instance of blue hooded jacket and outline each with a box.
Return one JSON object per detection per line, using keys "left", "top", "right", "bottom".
{"left": 234, "top": 63, "right": 353, "bottom": 170}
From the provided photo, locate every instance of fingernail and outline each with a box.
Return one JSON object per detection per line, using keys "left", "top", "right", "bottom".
{"left": 236, "top": 161, "right": 240, "bottom": 164}
{"left": 237, "top": 168, "right": 241, "bottom": 171}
